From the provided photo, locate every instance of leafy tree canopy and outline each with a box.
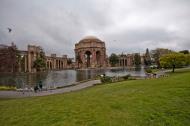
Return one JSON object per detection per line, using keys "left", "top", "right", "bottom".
{"left": 179, "top": 50, "right": 189, "bottom": 54}
{"left": 33, "top": 57, "right": 46, "bottom": 71}
{"left": 160, "top": 53, "right": 190, "bottom": 72}
{"left": 144, "top": 48, "right": 151, "bottom": 66}
{"left": 134, "top": 53, "right": 141, "bottom": 66}
{"left": 67, "top": 58, "right": 72, "bottom": 65}
{"left": 109, "top": 53, "right": 119, "bottom": 67}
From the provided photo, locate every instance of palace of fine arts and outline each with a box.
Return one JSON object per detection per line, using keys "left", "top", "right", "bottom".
{"left": 0, "top": 0, "right": 190, "bottom": 126}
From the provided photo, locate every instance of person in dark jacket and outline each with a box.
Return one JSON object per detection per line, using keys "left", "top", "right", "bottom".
{"left": 34, "top": 85, "right": 38, "bottom": 93}
{"left": 39, "top": 80, "right": 43, "bottom": 91}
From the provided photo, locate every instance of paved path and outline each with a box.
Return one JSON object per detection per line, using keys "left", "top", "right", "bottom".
{"left": 0, "top": 80, "right": 101, "bottom": 98}
{"left": 155, "top": 67, "right": 190, "bottom": 76}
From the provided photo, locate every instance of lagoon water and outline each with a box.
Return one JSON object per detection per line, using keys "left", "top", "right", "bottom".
{"left": 0, "top": 67, "right": 146, "bottom": 89}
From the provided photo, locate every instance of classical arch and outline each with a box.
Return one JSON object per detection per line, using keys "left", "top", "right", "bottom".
{"left": 85, "top": 51, "right": 92, "bottom": 68}
{"left": 50, "top": 62, "right": 52, "bottom": 69}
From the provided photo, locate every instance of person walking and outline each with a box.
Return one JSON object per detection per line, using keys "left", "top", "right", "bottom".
{"left": 39, "top": 80, "right": 43, "bottom": 91}
{"left": 34, "top": 85, "right": 38, "bottom": 93}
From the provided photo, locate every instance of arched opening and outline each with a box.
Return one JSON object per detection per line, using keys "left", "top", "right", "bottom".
{"left": 96, "top": 51, "right": 101, "bottom": 67}
{"left": 50, "top": 62, "right": 52, "bottom": 69}
{"left": 61, "top": 61, "right": 63, "bottom": 69}
{"left": 85, "top": 51, "right": 92, "bottom": 68}
{"left": 125, "top": 59, "right": 127, "bottom": 66}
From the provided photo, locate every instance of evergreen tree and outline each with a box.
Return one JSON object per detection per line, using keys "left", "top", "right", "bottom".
{"left": 109, "top": 53, "right": 119, "bottom": 67}
{"left": 134, "top": 53, "right": 141, "bottom": 66}
{"left": 144, "top": 48, "right": 151, "bottom": 66}
{"left": 33, "top": 47, "right": 46, "bottom": 71}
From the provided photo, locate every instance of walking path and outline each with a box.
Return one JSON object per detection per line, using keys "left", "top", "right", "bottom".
{"left": 0, "top": 80, "right": 101, "bottom": 98}
{"left": 155, "top": 67, "right": 190, "bottom": 76}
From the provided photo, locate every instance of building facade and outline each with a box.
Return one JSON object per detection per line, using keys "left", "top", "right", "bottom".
{"left": 118, "top": 53, "right": 143, "bottom": 67}
{"left": 75, "top": 36, "right": 107, "bottom": 68}
{"left": 118, "top": 54, "right": 134, "bottom": 67}
{"left": 0, "top": 43, "right": 18, "bottom": 72}
{"left": 46, "top": 54, "right": 67, "bottom": 70}
{"left": 0, "top": 44, "right": 69, "bottom": 73}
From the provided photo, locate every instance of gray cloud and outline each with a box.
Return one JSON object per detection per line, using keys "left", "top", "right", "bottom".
{"left": 0, "top": 0, "right": 190, "bottom": 57}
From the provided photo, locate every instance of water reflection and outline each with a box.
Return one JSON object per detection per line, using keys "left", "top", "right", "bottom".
{"left": 0, "top": 67, "right": 146, "bottom": 88}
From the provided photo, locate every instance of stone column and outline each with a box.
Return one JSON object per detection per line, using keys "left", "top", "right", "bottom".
{"left": 28, "top": 52, "right": 31, "bottom": 72}
{"left": 92, "top": 51, "right": 96, "bottom": 67}
{"left": 58, "top": 60, "right": 59, "bottom": 69}
{"left": 59, "top": 60, "right": 60, "bottom": 69}
{"left": 48, "top": 61, "right": 50, "bottom": 69}
{"left": 33, "top": 53, "right": 36, "bottom": 72}
{"left": 99, "top": 50, "right": 103, "bottom": 67}
{"left": 54, "top": 59, "right": 56, "bottom": 69}
{"left": 56, "top": 60, "right": 57, "bottom": 69}
{"left": 102, "top": 50, "right": 106, "bottom": 67}
{"left": 60, "top": 61, "right": 62, "bottom": 69}
{"left": 81, "top": 51, "right": 85, "bottom": 68}
{"left": 63, "top": 60, "right": 64, "bottom": 69}
{"left": 24, "top": 55, "right": 27, "bottom": 72}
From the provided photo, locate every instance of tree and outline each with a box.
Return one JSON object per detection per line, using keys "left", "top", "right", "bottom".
{"left": 151, "top": 48, "right": 173, "bottom": 68}
{"left": 76, "top": 54, "right": 82, "bottom": 68}
{"left": 67, "top": 58, "right": 72, "bottom": 65}
{"left": 33, "top": 47, "right": 46, "bottom": 71}
{"left": 179, "top": 50, "right": 189, "bottom": 54}
{"left": 144, "top": 48, "right": 151, "bottom": 66}
{"left": 152, "top": 50, "right": 160, "bottom": 67}
{"left": 39, "top": 50, "right": 46, "bottom": 59}
{"left": 16, "top": 50, "right": 22, "bottom": 72}
{"left": 160, "top": 53, "right": 190, "bottom": 72}
{"left": 134, "top": 53, "right": 141, "bottom": 66}
{"left": 109, "top": 53, "right": 119, "bottom": 67}
{"left": 33, "top": 57, "right": 46, "bottom": 71}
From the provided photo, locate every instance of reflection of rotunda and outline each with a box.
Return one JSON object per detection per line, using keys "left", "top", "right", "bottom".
{"left": 75, "top": 36, "right": 107, "bottom": 68}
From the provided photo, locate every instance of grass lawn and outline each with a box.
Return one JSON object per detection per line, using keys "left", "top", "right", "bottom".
{"left": 0, "top": 86, "right": 16, "bottom": 91}
{"left": 0, "top": 70, "right": 190, "bottom": 126}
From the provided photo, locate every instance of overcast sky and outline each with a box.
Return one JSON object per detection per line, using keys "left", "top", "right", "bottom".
{"left": 0, "top": 0, "right": 190, "bottom": 57}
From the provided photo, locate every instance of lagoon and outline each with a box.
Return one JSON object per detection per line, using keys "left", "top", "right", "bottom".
{"left": 0, "top": 67, "right": 146, "bottom": 89}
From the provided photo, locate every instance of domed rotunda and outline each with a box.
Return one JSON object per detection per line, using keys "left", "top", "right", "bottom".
{"left": 75, "top": 36, "right": 107, "bottom": 68}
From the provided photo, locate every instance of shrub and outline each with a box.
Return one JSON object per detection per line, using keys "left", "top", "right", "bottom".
{"left": 100, "top": 76, "right": 112, "bottom": 83}
{"left": 128, "top": 76, "right": 136, "bottom": 80}
{"left": 122, "top": 74, "right": 131, "bottom": 80}
{"left": 145, "top": 68, "right": 152, "bottom": 73}
{"left": 0, "top": 86, "right": 16, "bottom": 90}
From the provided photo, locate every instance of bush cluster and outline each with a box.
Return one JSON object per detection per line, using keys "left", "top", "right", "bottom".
{"left": 100, "top": 76, "right": 112, "bottom": 83}
{"left": 145, "top": 68, "right": 152, "bottom": 73}
{"left": 100, "top": 74, "right": 134, "bottom": 83}
{"left": 122, "top": 74, "right": 131, "bottom": 80}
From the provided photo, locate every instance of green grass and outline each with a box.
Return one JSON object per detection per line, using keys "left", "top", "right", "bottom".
{"left": 151, "top": 69, "right": 160, "bottom": 73}
{"left": 0, "top": 86, "right": 16, "bottom": 91}
{"left": 0, "top": 70, "right": 190, "bottom": 126}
